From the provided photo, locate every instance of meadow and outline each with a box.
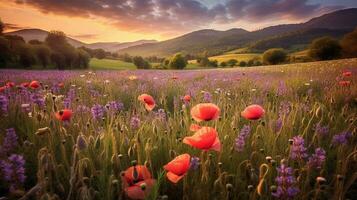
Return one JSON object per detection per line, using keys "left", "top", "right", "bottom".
{"left": 0, "top": 59, "right": 356, "bottom": 200}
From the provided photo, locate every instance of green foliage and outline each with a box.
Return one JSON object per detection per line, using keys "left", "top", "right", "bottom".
{"left": 308, "top": 36, "right": 341, "bottom": 61}
{"left": 169, "top": 53, "right": 187, "bottom": 69}
{"left": 263, "top": 48, "right": 287, "bottom": 65}
{"left": 340, "top": 28, "right": 357, "bottom": 58}
{"left": 133, "top": 56, "right": 151, "bottom": 69}
{"left": 220, "top": 61, "right": 227, "bottom": 67}
{"left": 33, "top": 44, "right": 51, "bottom": 68}
{"left": 18, "top": 44, "right": 36, "bottom": 68}
{"left": 93, "top": 48, "right": 106, "bottom": 59}
{"left": 227, "top": 59, "right": 238, "bottom": 67}
{"left": 0, "top": 36, "right": 10, "bottom": 67}
{"left": 239, "top": 61, "right": 247, "bottom": 67}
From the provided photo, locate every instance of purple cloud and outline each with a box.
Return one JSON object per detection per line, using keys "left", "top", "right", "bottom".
{"left": 13, "top": 0, "right": 345, "bottom": 34}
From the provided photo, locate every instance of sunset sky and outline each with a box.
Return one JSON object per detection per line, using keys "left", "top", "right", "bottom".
{"left": 1, "top": 0, "right": 357, "bottom": 43}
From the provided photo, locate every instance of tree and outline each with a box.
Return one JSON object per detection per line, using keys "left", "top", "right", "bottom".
{"left": 340, "top": 28, "right": 357, "bottom": 58}
{"left": 93, "top": 49, "right": 106, "bottom": 59}
{"left": 76, "top": 49, "right": 90, "bottom": 69}
{"left": 0, "top": 36, "right": 10, "bottom": 67}
{"left": 45, "top": 31, "right": 67, "bottom": 51}
{"left": 220, "top": 62, "right": 227, "bottom": 67}
{"left": 263, "top": 48, "right": 287, "bottom": 65}
{"left": 239, "top": 61, "right": 247, "bottom": 67}
{"left": 29, "top": 39, "right": 43, "bottom": 45}
{"left": 227, "top": 59, "right": 238, "bottom": 67}
{"left": 132, "top": 56, "right": 151, "bottom": 69}
{"left": 18, "top": 44, "right": 35, "bottom": 68}
{"left": 33, "top": 44, "right": 51, "bottom": 68}
{"left": 169, "top": 53, "right": 187, "bottom": 69}
{"left": 308, "top": 37, "right": 341, "bottom": 61}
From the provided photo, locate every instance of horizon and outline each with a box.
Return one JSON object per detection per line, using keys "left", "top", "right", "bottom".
{"left": 1, "top": 0, "right": 357, "bottom": 43}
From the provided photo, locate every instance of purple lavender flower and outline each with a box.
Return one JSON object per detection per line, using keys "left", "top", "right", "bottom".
{"left": 332, "top": 131, "right": 352, "bottom": 146}
{"left": 130, "top": 116, "right": 141, "bottom": 129}
{"left": 313, "top": 123, "right": 329, "bottom": 137}
{"left": 190, "top": 156, "right": 200, "bottom": 170}
{"left": 63, "top": 97, "right": 71, "bottom": 108}
{"left": 203, "top": 91, "right": 212, "bottom": 102}
{"left": 272, "top": 163, "right": 299, "bottom": 199}
{"left": 290, "top": 136, "right": 308, "bottom": 160}
{"left": 0, "top": 154, "right": 26, "bottom": 191}
{"left": 274, "top": 118, "right": 283, "bottom": 132}
{"left": 279, "top": 101, "right": 291, "bottom": 117}
{"left": 0, "top": 95, "right": 9, "bottom": 114}
{"left": 91, "top": 104, "right": 105, "bottom": 120}
{"left": 77, "top": 105, "right": 90, "bottom": 113}
{"left": 155, "top": 109, "right": 166, "bottom": 121}
{"left": 234, "top": 125, "right": 251, "bottom": 152}
{"left": 1, "top": 128, "right": 18, "bottom": 156}
{"left": 30, "top": 93, "right": 45, "bottom": 108}
{"left": 105, "top": 101, "right": 124, "bottom": 113}
{"left": 308, "top": 148, "right": 326, "bottom": 169}
{"left": 277, "top": 81, "right": 287, "bottom": 96}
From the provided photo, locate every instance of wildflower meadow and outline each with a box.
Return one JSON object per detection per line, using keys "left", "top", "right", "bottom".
{"left": 0, "top": 59, "right": 356, "bottom": 200}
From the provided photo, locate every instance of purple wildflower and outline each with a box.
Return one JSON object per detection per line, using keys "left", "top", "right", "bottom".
{"left": 313, "top": 123, "right": 329, "bottom": 137}
{"left": 272, "top": 163, "right": 299, "bottom": 199}
{"left": 30, "top": 93, "right": 45, "bottom": 108}
{"left": 203, "top": 91, "right": 212, "bottom": 102}
{"left": 279, "top": 101, "right": 291, "bottom": 117}
{"left": 0, "top": 95, "right": 9, "bottom": 114}
{"left": 332, "top": 131, "right": 352, "bottom": 146}
{"left": 91, "top": 104, "right": 105, "bottom": 120}
{"left": 155, "top": 109, "right": 166, "bottom": 121}
{"left": 1, "top": 154, "right": 26, "bottom": 191}
{"left": 1, "top": 128, "right": 18, "bottom": 156}
{"left": 63, "top": 97, "right": 71, "bottom": 108}
{"left": 77, "top": 105, "right": 90, "bottom": 113}
{"left": 130, "top": 116, "right": 141, "bottom": 129}
{"left": 190, "top": 156, "right": 200, "bottom": 170}
{"left": 277, "top": 81, "right": 287, "bottom": 96}
{"left": 290, "top": 136, "right": 308, "bottom": 160}
{"left": 274, "top": 118, "right": 283, "bottom": 132}
{"left": 234, "top": 125, "right": 251, "bottom": 152}
{"left": 308, "top": 148, "right": 326, "bottom": 169}
{"left": 105, "top": 101, "right": 124, "bottom": 113}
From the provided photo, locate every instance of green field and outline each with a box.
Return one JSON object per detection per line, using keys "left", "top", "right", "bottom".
{"left": 89, "top": 58, "right": 136, "bottom": 70}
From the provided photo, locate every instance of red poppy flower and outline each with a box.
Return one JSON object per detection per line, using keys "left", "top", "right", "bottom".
{"left": 29, "top": 80, "right": 40, "bottom": 89}
{"left": 58, "top": 82, "right": 64, "bottom": 88}
{"left": 20, "top": 82, "right": 29, "bottom": 87}
{"left": 55, "top": 109, "right": 72, "bottom": 121}
{"left": 121, "top": 165, "right": 155, "bottom": 200}
{"left": 183, "top": 95, "right": 191, "bottom": 103}
{"left": 190, "top": 103, "right": 220, "bottom": 122}
{"left": 164, "top": 154, "right": 191, "bottom": 183}
{"left": 339, "top": 80, "right": 351, "bottom": 86}
{"left": 342, "top": 71, "right": 352, "bottom": 77}
{"left": 0, "top": 86, "right": 7, "bottom": 93}
{"left": 138, "top": 94, "right": 156, "bottom": 111}
{"left": 5, "top": 82, "right": 15, "bottom": 88}
{"left": 241, "top": 104, "right": 265, "bottom": 120}
{"left": 183, "top": 127, "right": 221, "bottom": 152}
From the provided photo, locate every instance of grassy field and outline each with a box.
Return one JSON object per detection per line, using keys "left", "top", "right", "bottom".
{"left": 89, "top": 58, "right": 136, "bottom": 70}
{"left": 0, "top": 59, "right": 356, "bottom": 199}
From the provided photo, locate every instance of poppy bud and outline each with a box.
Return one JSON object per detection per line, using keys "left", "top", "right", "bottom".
{"left": 112, "top": 179, "right": 119, "bottom": 186}
{"left": 161, "top": 195, "right": 168, "bottom": 200}
{"left": 288, "top": 139, "right": 294, "bottom": 145}
{"left": 118, "top": 154, "right": 123, "bottom": 159}
{"left": 131, "top": 160, "right": 138, "bottom": 166}
{"left": 270, "top": 185, "right": 277, "bottom": 192}
{"left": 247, "top": 185, "right": 254, "bottom": 191}
{"left": 140, "top": 183, "right": 147, "bottom": 191}
{"left": 316, "top": 177, "right": 326, "bottom": 184}
{"left": 337, "top": 175, "right": 344, "bottom": 181}
{"left": 226, "top": 183, "right": 233, "bottom": 191}
{"left": 218, "top": 162, "right": 223, "bottom": 168}
{"left": 259, "top": 148, "right": 264, "bottom": 153}
{"left": 265, "top": 156, "right": 272, "bottom": 163}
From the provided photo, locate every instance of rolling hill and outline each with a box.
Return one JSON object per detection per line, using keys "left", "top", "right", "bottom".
{"left": 4, "top": 29, "right": 157, "bottom": 52}
{"left": 118, "top": 8, "right": 357, "bottom": 57}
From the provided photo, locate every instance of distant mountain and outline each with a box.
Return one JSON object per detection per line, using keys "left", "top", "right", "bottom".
{"left": 4, "top": 29, "right": 157, "bottom": 52}
{"left": 118, "top": 8, "right": 357, "bottom": 56}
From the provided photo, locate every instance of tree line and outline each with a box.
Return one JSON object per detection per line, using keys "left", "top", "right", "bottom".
{"left": 0, "top": 19, "right": 113, "bottom": 69}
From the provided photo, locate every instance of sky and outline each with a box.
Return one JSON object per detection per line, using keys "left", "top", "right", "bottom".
{"left": 0, "top": 0, "right": 356, "bottom": 43}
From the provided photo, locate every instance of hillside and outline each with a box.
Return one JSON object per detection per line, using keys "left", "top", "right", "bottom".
{"left": 4, "top": 29, "right": 157, "bottom": 52}
{"left": 118, "top": 8, "right": 357, "bottom": 57}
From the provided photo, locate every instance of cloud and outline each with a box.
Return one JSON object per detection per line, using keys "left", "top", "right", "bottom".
{"left": 69, "top": 33, "right": 98, "bottom": 40}
{"left": 13, "top": 0, "right": 345, "bottom": 34}
{"left": 4, "top": 23, "right": 32, "bottom": 31}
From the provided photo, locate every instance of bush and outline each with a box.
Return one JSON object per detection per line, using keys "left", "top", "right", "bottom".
{"left": 308, "top": 37, "right": 341, "bottom": 61}
{"left": 340, "top": 29, "right": 357, "bottom": 58}
{"left": 169, "top": 53, "right": 187, "bottom": 69}
{"left": 220, "top": 62, "right": 227, "bottom": 67}
{"left": 0, "top": 36, "right": 10, "bottom": 67}
{"left": 133, "top": 56, "right": 151, "bottom": 69}
{"left": 239, "top": 61, "right": 247, "bottom": 67}
{"left": 227, "top": 59, "right": 238, "bottom": 67}
{"left": 263, "top": 48, "right": 287, "bottom": 65}
{"left": 33, "top": 45, "right": 51, "bottom": 68}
